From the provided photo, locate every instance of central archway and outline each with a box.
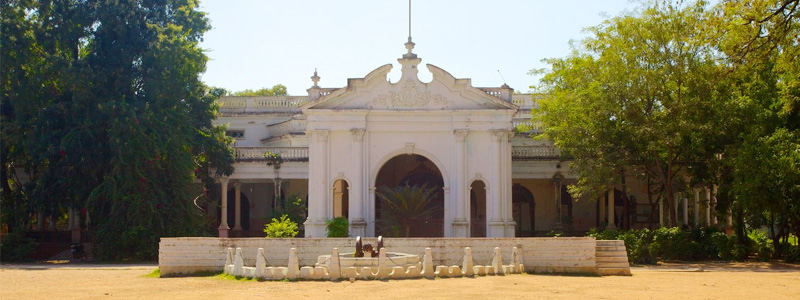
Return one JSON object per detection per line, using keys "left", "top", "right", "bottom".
{"left": 374, "top": 154, "right": 444, "bottom": 237}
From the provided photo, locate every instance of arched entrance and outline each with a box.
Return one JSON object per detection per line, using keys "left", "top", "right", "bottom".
{"left": 332, "top": 179, "right": 349, "bottom": 218}
{"left": 374, "top": 154, "right": 444, "bottom": 237}
{"left": 513, "top": 183, "right": 535, "bottom": 236}
{"left": 470, "top": 180, "right": 487, "bottom": 237}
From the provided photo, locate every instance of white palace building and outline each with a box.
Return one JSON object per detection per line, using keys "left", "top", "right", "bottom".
{"left": 211, "top": 40, "right": 720, "bottom": 238}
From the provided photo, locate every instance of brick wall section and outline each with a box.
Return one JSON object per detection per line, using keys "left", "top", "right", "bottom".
{"left": 158, "top": 237, "right": 597, "bottom": 276}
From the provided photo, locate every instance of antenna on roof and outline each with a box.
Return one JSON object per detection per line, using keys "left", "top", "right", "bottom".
{"left": 408, "top": 0, "right": 412, "bottom": 38}
{"left": 402, "top": 0, "right": 417, "bottom": 59}
{"left": 497, "top": 70, "right": 507, "bottom": 85}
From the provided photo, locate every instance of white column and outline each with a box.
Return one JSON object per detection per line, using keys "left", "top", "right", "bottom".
{"left": 452, "top": 129, "right": 469, "bottom": 237}
{"left": 607, "top": 188, "right": 616, "bottom": 229}
{"left": 367, "top": 187, "right": 377, "bottom": 237}
{"left": 218, "top": 178, "right": 230, "bottom": 237}
{"left": 488, "top": 130, "right": 505, "bottom": 237}
{"left": 504, "top": 131, "right": 516, "bottom": 237}
{"left": 233, "top": 182, "right": 242, "bottom": 231}
{"left": 694, "top": 188, "right": 700, "bottom": 227}
{"left": 349, "top": 129, "right": 366, "bottom": 237}
{"left": 304, "top": 130, "right": 329, "bottom": 237}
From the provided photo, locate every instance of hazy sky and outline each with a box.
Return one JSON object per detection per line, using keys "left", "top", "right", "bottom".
{"left": 199, "top": 1, "right": 634, "bottom": 95}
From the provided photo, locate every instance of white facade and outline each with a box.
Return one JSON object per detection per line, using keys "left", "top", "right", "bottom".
{"left": 301, "top": 48, "right": 518, "bottom": 237}
{"left": 211, "top": 43, "right": 637, "bottom": 239}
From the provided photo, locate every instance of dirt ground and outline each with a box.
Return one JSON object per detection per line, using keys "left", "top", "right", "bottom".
{"left": 1, "top": 262, "right": 798, "bottom": 300}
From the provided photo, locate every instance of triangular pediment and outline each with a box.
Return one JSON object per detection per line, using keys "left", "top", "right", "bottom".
{"left": 302, "top": 61, "right": 517, "bottom": 111}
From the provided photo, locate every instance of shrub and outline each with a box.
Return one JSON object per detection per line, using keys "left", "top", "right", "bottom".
{"left": 326, "top": 217, "right": 349, "bottom": 237}
{"left": 785, "top": 245, "right": 800, "bottom": 263}
{"left": 0, "top": 230, "right": 38, "bottom": 262}
{"left": 263, "top": 215, "right": 298, "bottom": 238}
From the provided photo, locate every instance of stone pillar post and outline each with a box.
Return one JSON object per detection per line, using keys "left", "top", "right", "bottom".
{"left": 711, "top": 185, "right": 718, "bottom": 226}
{"left": 553, "top": 174, "right": 564, "bottom": 230}
{"left": 452, "top": 129, "right": 469, "bottom": 237}
{"left": 504, "top": 131, "right": 516, "bottom": 237}
{"left": 304, "top": 130, "right": 329, "bottom": 237}
{"left": 233, "top": 182, "right": 242, "bottom": 231}
{"left": 218, "top": 178, "right": 230, "bottom": 238}
{"left": 349, "top": 129, "right": 366, "bottom": 237}
{"left": 70, "top": 207, "right": 81, "bottom": 243}
{"left": 705, "top": 187, "right": 712, "bottom": 226}
{"left": 694, "top": 188, "right": 700, "bottom": 227}
{"left": 488, "top": 130, "right": 505, "bottom": 237}
{"left": 367, "top": 187, "right": 377, "bottom": 237}
{"left": 658, "top": 197, "right": 664, "bottom": 227}
{"left": 607, "top": 188, "right": 616, "bottom": 229}
{"left": 682, "top": 196, "right": 689, "bottom": 226}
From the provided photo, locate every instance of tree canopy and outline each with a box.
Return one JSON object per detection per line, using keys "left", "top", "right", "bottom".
{"left": 1, "top": 0, "right": 235, "bottom": 259}
{"left": 534, "top": 0, "right": 799, "bottom": 251}
{"left": 229, "top": 84, "right": 288, "bottom": 97}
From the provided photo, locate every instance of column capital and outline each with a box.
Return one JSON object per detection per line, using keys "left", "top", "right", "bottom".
{"left": 219, "top": 177, "right": 229, "bottom": 184}
{"left": 350, "top": 128, "right": 366, "bottom": 141}
{"left": 506, "top": 130, "right": 515, "bottom": 142}
{"left": 453, "top": 129, "right": 469, "bottom": 142}
{"left": 309, "top": 130, "right": 330, "bottom": 141}
{"left": 491, "top": 129, "right": 505, "bottom": 142}
{"left": 233, "top": 182, "right": 241, "bottom": 189}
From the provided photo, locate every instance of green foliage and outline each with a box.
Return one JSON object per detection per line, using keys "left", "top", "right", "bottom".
{"left": 0, "top": 0, "right": 235, "bottom": 260}
{"left": 269, "top": 194, "right": 307, "bottom": 226}
{"left": 588, "top": 226, "right": 758, "bottom": 264}
{"left": 785, "top": 245, "right": 800, "bottom": 263}
{"left": 230, "top": 84, "right": 288, "bottom": 97}
{"left": 263, "top": 214, "right": 298, "bottom": 238}
{"left": 325, "top": 217, "right": 349, "bottom": 238}
{"left": 264, "top": 151, "right": 283, "bottom": 169}
{"left": 545, "top": 230, "right": 564, "bottom": 237}
{"left": 0, "top": 230, "right": 38, "bottom": 262}
{"left": 376, "top": 184, "right": 440, "bottom": 237}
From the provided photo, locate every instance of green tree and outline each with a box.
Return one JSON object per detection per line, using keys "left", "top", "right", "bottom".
{"left": 376, "top": 184, "right": 440, "bottom": 237}
{"left": 0, "top": 0, "right": 235, "bottom": 259}
{"left": 230, "top": 84, "right": 288, "bottom": 96}
{"left": 534, "top": 0, "right": 725, "bottom": 227}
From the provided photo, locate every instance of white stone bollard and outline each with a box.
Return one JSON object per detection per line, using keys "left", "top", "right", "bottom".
{"left": 376, "top": 248, "right": 391, "bottom": 278}
{"left": 463, "top": 247, "right": 474, "bottom": 277}
{"left": 329, "top": 248, "right": 342, "bottom": 280}
{"left": 255, "top": 248, "right": 266, "bottom": 278}
{"left": 423, "top": 248, "right": 435, "bottom": 279}
{"left": 224, "top": 247, "right": 234, "bottom": 274}
{"left": 233, "top": 247, "right": 244, "bottom": 276}
{"left": 287, "top": 248, "right": 300, "bottom": 279}
{"left": 491, "top": 247, "right": 504, "bottom": 275}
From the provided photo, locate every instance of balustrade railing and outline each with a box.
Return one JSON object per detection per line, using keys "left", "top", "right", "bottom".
{"left": 218, "top": 96, "right": 308, "bottom": 112}
{"left": 235, "top": 147, "right": 309, "bottom": 162}
{"left": 511, "top": 145, "right": 561, "bottom": 160}
{"left": 235, "top": 146, "right": 558, "bottom": 162}
{"left": 512, "top": 94, "right": 542, "bottom": 109}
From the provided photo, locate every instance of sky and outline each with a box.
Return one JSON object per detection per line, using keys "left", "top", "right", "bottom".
{"left": 198, "top": 1, "right": 636, "bottom": 95}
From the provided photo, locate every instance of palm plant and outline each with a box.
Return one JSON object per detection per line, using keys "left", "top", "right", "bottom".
{"left": 376, "top": 184, "right": 440, "bottom": 237}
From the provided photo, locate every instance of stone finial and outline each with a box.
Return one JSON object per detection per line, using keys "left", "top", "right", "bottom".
{"left": 234, "top": 247, "right": 244, "bottom": 276}
{"left": 311, "top": 68, "right": 320, "bottom": 88}
{"left": 491, "top": 247, "right": 504, "bottom": 275}
{"left": 329, "top": 248, "right": 342, "bottom": 280}
{"left": 255, "top": 248, "right": 267, "bottom": 278}
{"left": 403, "top": 37, "right": 417, "bottom": 59}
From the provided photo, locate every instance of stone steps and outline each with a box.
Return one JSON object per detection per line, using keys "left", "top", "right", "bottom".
{"left": 595, "top": 240, "right": 631, "bottom": 276}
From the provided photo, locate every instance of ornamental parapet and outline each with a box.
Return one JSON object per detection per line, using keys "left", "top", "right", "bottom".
{"left": 235, "top": 147, "right": 309, "bottom": 162}
{"left": 217, "top": 96, "right": 309, "bottom": 114}
{"left": 233, "top": 146, "right": 560, "bottom": 162}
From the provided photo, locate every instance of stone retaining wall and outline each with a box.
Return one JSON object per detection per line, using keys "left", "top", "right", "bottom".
{"left": 158, "top": 237, "right": 597, "bottom": 276}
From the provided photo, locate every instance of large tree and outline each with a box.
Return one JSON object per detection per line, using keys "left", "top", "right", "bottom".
{"left": 534, "top": 0, "right": 725, "bottom": 227}
{"left": 1, "top": 0, "right": 234, "bottom": 259}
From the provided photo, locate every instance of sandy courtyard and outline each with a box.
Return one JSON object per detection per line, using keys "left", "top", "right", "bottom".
{"left": 1, "top": 262, "right": 798, "bottom": 300}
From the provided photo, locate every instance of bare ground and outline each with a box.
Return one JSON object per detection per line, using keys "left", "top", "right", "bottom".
{"left": 1, "top": 262, "right": 798, "bottom": 300}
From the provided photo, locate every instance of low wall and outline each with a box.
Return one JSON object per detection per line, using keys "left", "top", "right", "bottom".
{"left": 158, "top": 237, "right": 597, "bottom": 276}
